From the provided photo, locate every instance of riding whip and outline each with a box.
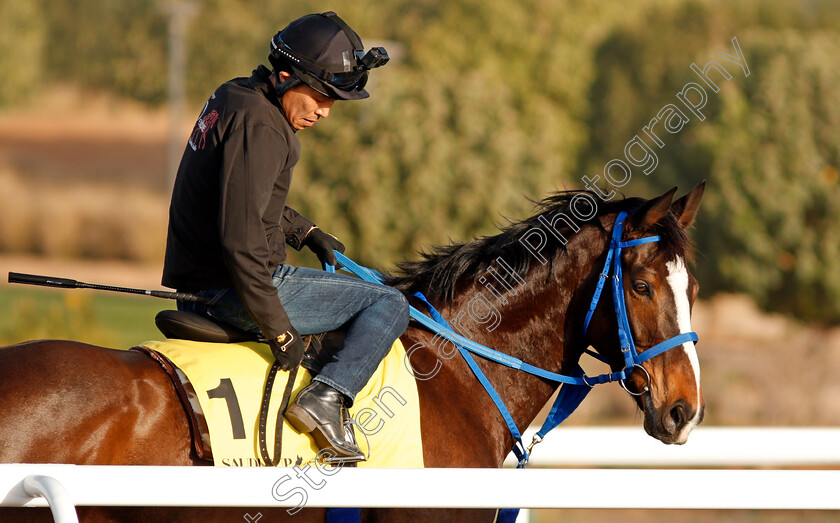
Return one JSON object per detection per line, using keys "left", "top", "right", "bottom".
{"left": 7, "top": 272, "right": 209, "bottom": 303}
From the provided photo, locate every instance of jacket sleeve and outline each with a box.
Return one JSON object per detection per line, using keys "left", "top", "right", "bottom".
{"left": 283, "top": 206, "right": 315, "bottom": 251}
{"left": 217, "top": 123, "right": 293, "bottom": 340}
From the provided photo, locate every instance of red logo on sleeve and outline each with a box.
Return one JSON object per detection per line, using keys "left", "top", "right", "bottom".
{"left": 189, "top": 109, "right": 219, "bottom": 151}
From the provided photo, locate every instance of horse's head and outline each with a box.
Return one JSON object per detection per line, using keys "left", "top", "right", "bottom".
{"left": 586, "top": 183, "right": 705, "bottom": 444}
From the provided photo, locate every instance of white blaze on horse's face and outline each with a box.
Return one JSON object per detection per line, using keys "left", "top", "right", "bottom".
{"left": 664, "top": 257, "right": 702, "bottom": 443}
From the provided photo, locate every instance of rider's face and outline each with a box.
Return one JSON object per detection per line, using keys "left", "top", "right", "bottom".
{"left": 276, "top": 72, "right": 335, "bottom": 131}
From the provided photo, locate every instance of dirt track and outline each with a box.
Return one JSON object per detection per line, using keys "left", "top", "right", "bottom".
{"left": 0, "top": 92, "right": 191, "bottom": 192}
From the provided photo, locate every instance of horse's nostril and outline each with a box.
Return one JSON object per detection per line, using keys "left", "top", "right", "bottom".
{"left": 669, "top": 404, "right": 684, "bottom": 427}
{"left": 662, "top": 402, "right": 686, "bottom": 435}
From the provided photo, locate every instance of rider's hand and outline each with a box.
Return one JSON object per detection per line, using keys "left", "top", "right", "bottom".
{"left": 302, "top": 227, "right": 345, "bottom": 267}
{"left": 268, "top": 326, "right": 306, "bottom": 371}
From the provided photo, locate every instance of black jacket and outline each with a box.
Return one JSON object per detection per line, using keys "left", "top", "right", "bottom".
{"left": 162, "top": 65, "right": 314, "bottom": 340}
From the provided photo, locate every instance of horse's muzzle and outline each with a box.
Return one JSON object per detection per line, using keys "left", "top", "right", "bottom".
{"left": 644, "top": 398, "right": 703, "bottom": 445}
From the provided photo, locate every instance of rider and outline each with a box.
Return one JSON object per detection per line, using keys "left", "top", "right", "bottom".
{"left": 162, "top": 12, "right": 409, "bottom": 462}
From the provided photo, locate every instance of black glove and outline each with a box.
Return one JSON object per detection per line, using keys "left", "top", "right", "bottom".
{"left": 303, "top": 227, "right": 345, "bottom": 267}
{"left": 268, "top": 326, "right": 306, "bottom": 371}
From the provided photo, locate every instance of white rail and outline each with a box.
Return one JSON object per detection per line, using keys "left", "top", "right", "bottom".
{"left": 503, "top": 426, "right": 840, "bottom": 467}
{"left": 2, "top": 427, "right": 838, "bottom": 521}
{"left": 1, "top": 465, "right": 839, "bottom": 511}
{"left": 20, "top": 475, "right": 78, "bottom": 523}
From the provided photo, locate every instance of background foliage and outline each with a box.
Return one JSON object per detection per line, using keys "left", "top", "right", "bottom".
{"left": 2, "top": 0, "right": 840, "bottom": 323}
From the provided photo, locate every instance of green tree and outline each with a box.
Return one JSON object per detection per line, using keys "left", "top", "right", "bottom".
{"left": 696, "top": 30, "right": 840, "bottom": 322}
{"left": 577, "top": 0, "right": 840, "bottom": 322}
{"left": 7, "top": 0, "right": 840, "bottom": 323}
{"left": 0, "top": 2, "right": 45, "bottom": 106}
{"left": 38, "top": 0, "right": 167, "bottom": 103}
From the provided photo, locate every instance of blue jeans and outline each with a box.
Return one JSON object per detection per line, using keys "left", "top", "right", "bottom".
{"left": 179, "top": 265, "right": 410, "bottom": 402}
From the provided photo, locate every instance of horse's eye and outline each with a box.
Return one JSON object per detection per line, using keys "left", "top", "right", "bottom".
{"left": 633, "top": 281, "right": 650, "bottom": 295}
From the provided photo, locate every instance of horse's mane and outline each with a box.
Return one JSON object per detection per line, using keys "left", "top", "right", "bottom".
{"left": 384, "top": 190, "right": 691, "bottom": 301}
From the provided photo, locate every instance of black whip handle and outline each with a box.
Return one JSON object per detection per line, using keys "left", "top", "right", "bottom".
{"left": 7, "top": 272, "right": 209, "bottom": 303}
{"left": 8, "top": 272, "right": 78, "bottom": 289}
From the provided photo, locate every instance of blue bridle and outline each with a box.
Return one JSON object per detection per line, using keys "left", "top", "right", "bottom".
{"left": 583, "top": 211, "right": 699, "bottom": 389}
{"left": 325, "top": 210, "right": 697, "bottom": 467}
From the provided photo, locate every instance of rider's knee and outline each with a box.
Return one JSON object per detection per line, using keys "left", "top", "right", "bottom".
{"left": 387, "top": 289, "right": 410, "bottom": 331}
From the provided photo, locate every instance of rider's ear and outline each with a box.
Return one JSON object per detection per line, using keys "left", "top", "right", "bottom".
{"left": 670, "top": 180, "right": 706, "bottom": 229}
{"left": 634, "top": 187, "right": 677, "bottom": 229}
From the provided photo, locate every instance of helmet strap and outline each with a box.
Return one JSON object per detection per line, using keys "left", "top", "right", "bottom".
{"left": 320, "top": 12, "right": 363, "bottom": 52}
{"left": 273, "top": 70, "right": 301, "bottom": 99}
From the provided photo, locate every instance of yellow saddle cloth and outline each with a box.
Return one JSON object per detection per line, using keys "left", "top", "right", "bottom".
{"left": 139, "top": 338, "right": 424, "bottom": 468}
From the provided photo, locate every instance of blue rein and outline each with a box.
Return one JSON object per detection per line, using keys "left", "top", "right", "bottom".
{"left": 324, "top": 210, "right": 697, "bottom": 467}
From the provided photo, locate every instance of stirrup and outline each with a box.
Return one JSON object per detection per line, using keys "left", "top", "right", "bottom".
{"left": 317, "top": 417, "right": 370, "bottom": 465}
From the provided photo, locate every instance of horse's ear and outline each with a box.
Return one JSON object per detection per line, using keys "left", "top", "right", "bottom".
{"left": 670, "top": 180, "right": 706, "bottom": 228}
{"left": 634, "top": 187, "right": 678, "bottom": 229}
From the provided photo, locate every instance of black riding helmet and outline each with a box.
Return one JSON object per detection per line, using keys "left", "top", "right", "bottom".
{"left": 269, "top": 11, "right": 389, "bottom": 100}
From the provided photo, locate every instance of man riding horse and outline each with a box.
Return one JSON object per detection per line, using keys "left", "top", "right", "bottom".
{"left": 162, "top": 11, "right": 408, "bottom": 463}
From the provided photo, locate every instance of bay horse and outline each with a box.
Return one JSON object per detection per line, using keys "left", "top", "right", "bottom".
{"left": 0, "top": 183, "right": 705, "bottom": 522}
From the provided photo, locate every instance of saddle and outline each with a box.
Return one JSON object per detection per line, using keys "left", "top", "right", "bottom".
{"left": 136, "top": 310, "right": 424, "bottom": 468}
{"left": 154, "top": 309, "right": 344, "bottom": 375}
{"left": 151, "top": 309, "right": 345, "bottom": 464}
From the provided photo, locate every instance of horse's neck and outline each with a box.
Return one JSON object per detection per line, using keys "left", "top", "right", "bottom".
{"left": 411, "top": 229, "right": 605, "bottom": 466}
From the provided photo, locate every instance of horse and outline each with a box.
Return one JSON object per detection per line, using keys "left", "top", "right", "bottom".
{"left": 0, "top": 183, "right": 705, "bottom": 522}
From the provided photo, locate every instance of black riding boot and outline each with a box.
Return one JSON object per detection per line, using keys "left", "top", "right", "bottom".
{"left": 285, "top": 381, "right": 366, "bottom": 462}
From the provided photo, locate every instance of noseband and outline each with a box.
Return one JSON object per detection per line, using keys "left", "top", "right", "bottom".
{"left": 326, "top": 210, "right": 697, "bottom": 467}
